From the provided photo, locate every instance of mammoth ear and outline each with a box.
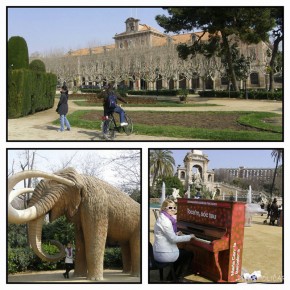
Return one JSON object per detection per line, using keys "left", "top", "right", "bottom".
{"left": 67, "top": 183, "right": 83, "bottom": 217}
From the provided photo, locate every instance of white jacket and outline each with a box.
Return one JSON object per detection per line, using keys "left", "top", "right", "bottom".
{"left": 65, "top": 247, "right": 74, "bottom": 264}
{"left": 153, "top": 213, "right": 191, "bottom": 262}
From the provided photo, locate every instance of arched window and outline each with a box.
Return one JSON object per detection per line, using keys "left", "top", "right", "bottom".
{"left": 180, "top": 171, "right": 185, "bottom": 179}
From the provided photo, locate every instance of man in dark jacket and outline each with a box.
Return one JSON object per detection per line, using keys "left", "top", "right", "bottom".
{"left": 269, "top": 198, "right": 279, "bottom": 225}
{"left": 103, "top": 84, "right": 128, "bottom": 126}
{"left": 56, "top": 85, "right": 71, "bottom": 132}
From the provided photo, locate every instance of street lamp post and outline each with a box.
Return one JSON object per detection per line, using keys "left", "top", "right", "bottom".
{"left": 155, "top": 68, "right": 159, "bottom": 96}
{"left": 265, "top": 73, "right": 269, "bottom": 98}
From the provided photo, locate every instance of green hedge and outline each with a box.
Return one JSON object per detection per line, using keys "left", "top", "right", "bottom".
{"left": 198, "top": 90, "right": 282, "bottom": 100}
{"left": 29, "top": 59, "right": 46, "bottom": 73}
{"left": 8, "top": 69, "right": 57, "bottom": 118}
{"left": 8, "top": 245, "right": 122, "bottom": 274}
{"left": 128, "top": 89, "right": 195, "bottom": 96}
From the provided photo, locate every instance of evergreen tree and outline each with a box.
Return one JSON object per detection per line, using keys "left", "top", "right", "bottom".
{"left": 156, "top": 7, "right": 276, "bottom": 91}
{"left": 8, "top": 36, "right": 29, "bottom": 69}
{"left": 268, "top": 8, "right": 283, "bottom": 91}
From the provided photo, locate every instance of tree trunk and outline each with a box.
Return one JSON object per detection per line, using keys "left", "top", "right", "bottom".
{"left": 269, "top": 35, "right": 282, "bottom": 92}
{"left": 221, "top": 33, "right": 238, "bottom": 91}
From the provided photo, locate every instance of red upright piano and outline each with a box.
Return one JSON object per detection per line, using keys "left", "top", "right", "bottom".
{"left": 177, "top": 198, "right": 245, "bottom": 282}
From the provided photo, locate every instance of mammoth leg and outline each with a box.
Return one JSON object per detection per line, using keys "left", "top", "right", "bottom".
{"left": 74, "top": 224, "right": 87, "bottom": 277}
{"left": 82, "top": 215, "right": 108, "bottom": 280}
{"left": 130, "top": 231, "right": 140, "bottom": 277}
{"left": 120, "top": 242, "right": 131, "bottom": 273}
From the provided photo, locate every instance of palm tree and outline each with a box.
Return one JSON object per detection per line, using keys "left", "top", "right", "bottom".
{"left": 270, "top": 149, "right": 283, "bottom": 197}
{"left": 150, "top": 150, "right": 175, "bottom": 189}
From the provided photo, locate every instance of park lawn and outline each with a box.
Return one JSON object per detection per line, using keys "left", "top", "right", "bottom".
{"left": 53, "top": 110, "right": 282, "bottom": 141}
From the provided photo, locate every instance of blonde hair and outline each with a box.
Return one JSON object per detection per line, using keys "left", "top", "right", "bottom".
{"left": 160, "top": 199, "right": 176, "bottom": 211}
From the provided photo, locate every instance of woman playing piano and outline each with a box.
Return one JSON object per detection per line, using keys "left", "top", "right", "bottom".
{"left": 153, "top": 199, "right": 195, "bottom": 282}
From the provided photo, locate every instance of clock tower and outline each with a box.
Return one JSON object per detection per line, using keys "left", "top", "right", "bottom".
{"left": 125, "top": 17, "right": 139, "bottom": 33}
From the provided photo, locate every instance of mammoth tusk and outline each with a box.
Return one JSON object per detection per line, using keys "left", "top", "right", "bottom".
{"left": 8, "top": 170, "right": 75, "bottom": 224}
{"left": 9, "top": 188, "right": 34, "bottom": 203}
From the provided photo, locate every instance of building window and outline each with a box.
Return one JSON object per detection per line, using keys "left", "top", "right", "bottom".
{"left": 192, "top": 75, "right": 200, "bottom": 89}
{"left": 250, "top": 72, "right": 259, "bottom": 85}
{"left": 180, "top": 171, "right": 185, "bottom": 179}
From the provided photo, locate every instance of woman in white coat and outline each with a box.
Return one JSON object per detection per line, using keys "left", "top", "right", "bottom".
{"left": 153, "top": 199, "right": 195, "bottom": 281}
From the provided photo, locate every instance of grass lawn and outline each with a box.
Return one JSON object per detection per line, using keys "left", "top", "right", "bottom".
{"left": 53, "top": 109, "right": 282, "bottom": 141}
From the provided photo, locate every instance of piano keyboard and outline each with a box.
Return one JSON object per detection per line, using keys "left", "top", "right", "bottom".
{"left": 193, "top": 236, "right": 211, "bottom": 244}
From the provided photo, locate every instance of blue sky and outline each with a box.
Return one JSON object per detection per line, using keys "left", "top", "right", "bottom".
{"left": 171, "top": 149, "right": 282, "bottom": 170}
{"left": 7, "top": 7, "right": 168, "bottom": 54}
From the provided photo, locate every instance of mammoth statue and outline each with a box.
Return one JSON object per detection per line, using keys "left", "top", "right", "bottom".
{"left": 8, "top": 167, "right": 140, "bottom": 280}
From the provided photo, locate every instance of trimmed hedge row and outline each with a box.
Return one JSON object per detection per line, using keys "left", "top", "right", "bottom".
{"left": 127, "top": 89, "right": 195, "bottom": 96}
{"left": 71, "top": 93, "right": 158, "bottom": 104}
{"left": 8, "top": 69, "right": 57, "bottom": 118}
{"left": 198, "top": 90, "right": 282, "bottom": 100}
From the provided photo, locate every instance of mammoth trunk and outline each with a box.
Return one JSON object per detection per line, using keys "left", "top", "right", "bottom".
{"left": 28, "top": 216, "right": 65, "bottom": 262}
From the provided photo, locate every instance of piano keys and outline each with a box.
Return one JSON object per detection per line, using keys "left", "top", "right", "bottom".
{"left": 177, "top": 198, "right": 245, "bottom": 282}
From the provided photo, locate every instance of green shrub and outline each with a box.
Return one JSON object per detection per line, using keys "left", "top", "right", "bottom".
{"left": 198, "top": 89, "right": 282, "bottom": 100}
{"left": 8, "top": 36, "right": 29, "bottom": 69}
{"left": 29, "top": 59, "right": 46, "bottom": 73}
{"left": 104, "top": 247, "right": 122, "bottom": 269}
{"left": 8, "top": 247, "right": 35, "bottom": 274}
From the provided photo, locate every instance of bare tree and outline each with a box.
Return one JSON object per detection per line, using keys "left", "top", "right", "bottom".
{"left": 102, "top": 150, "right": 141, "bottom": 192}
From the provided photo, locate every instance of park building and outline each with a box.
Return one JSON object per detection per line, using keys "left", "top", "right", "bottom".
{"left": 42, "top": 17, "right": 282, "bottom": 91}
{"left": 214, "top": 166, "right": 275, "bottom": 183}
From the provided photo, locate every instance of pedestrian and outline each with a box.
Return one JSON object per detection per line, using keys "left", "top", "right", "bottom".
{"left": 63, "top": 242, "right": 74, "bottom": 279}
{"left": 56, "top": 85, "right": 71, "bottom": 132}
{"left": 269, "top": 198, "right": 279, "bottom": 226}
{"left": 153, "top": 199, "right": 195, "bottom": 282}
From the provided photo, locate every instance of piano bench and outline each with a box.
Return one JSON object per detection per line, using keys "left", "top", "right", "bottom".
{"left": 149, "top": 243, "right": 176, "bottom": 281}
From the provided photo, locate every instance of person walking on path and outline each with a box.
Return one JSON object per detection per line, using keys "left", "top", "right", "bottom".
{"left": 56, "top": 85, "right": 71, "bottom": 132}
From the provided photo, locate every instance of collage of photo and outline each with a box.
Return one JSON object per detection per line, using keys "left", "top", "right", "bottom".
{"left": 5, "top": 4, "right": 284, "bottom": 289}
